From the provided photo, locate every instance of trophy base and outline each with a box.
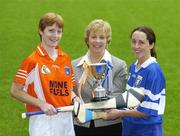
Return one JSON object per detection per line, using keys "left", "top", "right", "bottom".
{"left": 91, "top": 96, "right": 110, "bottom": 102}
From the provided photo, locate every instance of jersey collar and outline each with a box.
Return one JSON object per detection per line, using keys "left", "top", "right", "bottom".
{"left": 135, "top": 57, "right": 157, "bottom": 69}
{"left": 37, "top": 45, "right": 64, "bottom": 57}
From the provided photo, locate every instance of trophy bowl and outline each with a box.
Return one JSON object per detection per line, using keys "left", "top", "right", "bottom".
{"left": 89, "top": 63, "right": 109, "bottom": 102}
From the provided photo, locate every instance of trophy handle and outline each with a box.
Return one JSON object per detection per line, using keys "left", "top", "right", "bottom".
{"left": 77, "top": 83, "right": 83, "bottom": 100}
{"left": 77, "top": 64, "right": 89, "bottom": 100}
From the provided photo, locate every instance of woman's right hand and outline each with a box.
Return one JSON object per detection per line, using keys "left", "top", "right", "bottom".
{"left": 39, "top": 101, "right": 57, "bottom": 115}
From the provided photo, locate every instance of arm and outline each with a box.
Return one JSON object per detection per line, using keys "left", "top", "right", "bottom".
{"left": 10, "top": 82, "right": 57, "bottom": 115}
{"left": 103, "top": 108, "right": 148, "bottom": 120}
{"left": 74, "top": 85, "right": 145, "bottom": 123}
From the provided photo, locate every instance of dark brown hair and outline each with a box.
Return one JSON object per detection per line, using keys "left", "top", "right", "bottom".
{"left": 130, "top": 26, "right": 157, "bottom": 58}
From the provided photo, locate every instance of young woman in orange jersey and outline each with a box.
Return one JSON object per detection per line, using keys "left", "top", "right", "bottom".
{"left": 72, "top": 19, "right": 127, "bottom": 136}
{"left": 11, "top": 12, "right": 79, "bottom": 136}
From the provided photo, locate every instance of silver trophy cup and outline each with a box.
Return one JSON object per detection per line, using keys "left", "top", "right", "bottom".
{"left": 89, "top": 63, "right": 109, "bottom": 101}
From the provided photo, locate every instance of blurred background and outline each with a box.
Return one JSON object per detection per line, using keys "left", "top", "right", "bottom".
{"left": 0, "top": 0, "right": 180, "bottom": 135}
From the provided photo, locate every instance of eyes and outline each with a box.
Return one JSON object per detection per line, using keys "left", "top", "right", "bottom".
{"left": 90, "top": 35, "right": 106, "bottom": 40}
{"left": 48, "top": 29, "right": 62, "bottom": 35}
{"left": 131, "top": 39, "right": 145, "bottom": 46}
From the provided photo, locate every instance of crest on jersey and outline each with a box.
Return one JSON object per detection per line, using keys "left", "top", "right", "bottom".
{"left": 134, "top": 75, "right": 142, "bottom": 87}
{"left": 64, "top": 66, "right": 70, "bottom": 75}
{"left": 41, "top": 65, "right": 51, "bottom": 74}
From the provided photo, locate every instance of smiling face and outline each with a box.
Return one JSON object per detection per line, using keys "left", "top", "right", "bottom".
{"left": 84, "top": 19, "right": 112, "bottom": 58}
{"left": 131, "top": 31, "right": 154, "bottom": 64}
{"left": 88, "top": 29, "right": 107, "bottom": 56}
{"left": 38, "top": 13, "right": 64, "bottom": 48}
{"left": 39, "top": 23, "right": 62, "bottom": 48}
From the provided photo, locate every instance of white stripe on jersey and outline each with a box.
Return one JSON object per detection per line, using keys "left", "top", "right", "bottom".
{"left": 23, "top": 68, "right": 35, "bottom": 92}
{"left": 127, "top": 84, "right": 165, "bottom": 115}
{"left": 71, "top": 79, "right": 76, "bottom": 82}
{"left": 23, "top": 64, "right": 46, "bottom": 101}
{"left": 16, "top": 75, "right": 26, "bottom": 79}
{"left": 16, "top": 69, "right": 28, "bottom": 79}
{"left": 72, "top": 74, "right": 76, "bottom": 83}
{"left": 34, "top": 64, "right": 46, "bottom": 101}
{"left": 72, "top": 76, "right": 75, "bottom": 80}
{"left": 140, "top": 92, "right": 165, "bottom": 115}
{"left": 140, "top": 101, "right": 159, "bottom": 111}
{"left": 37, "top": 46, "right": 45, "bottom": 56}
{"left": 17, "top": 72, "right": 27, "bottom": 77}
{"left": 158, "top": 91, "right": 165, "bottom": 114}
{"left": 144, "top": 89, "right": 164, "bottom": 101}
{"left": 127, "top": 84, "right": 165, "bottom": 101}
{"left": 18, "top": 69, "right": 27, "bottom": 73}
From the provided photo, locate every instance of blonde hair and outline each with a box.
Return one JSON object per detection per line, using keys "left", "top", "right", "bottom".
{"left": 38, "top": 12, "right": 64, "bottom": 37}
{"left": 84, "top": 19, "right": 112, "bottom": 47}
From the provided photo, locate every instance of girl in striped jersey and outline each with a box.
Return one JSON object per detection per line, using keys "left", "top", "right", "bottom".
{"left": 11, "top": 12, "right": 79, "bottom": 136}
{"left": 104, "top": 26, "right": 166, "bottom": 136}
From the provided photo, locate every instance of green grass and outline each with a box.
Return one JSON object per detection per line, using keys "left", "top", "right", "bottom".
{"left": 1, "top": 0, "right": 180, "bottom": 135}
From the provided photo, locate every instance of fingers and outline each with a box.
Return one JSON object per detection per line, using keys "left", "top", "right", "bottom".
{"left": 39, "top": 102, "right": 57, "bottom": 116}
{"left": 104, "top": 109, "right": 121, "bottom": 120}
{"left": 93, "top": 111, "right": 107, "bottom": 120}
{"left": 44, "top": 106, "right": 57, "bottom": 115}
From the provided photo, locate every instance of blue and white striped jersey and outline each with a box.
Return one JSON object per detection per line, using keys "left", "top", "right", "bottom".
{"left": 123, "top": 57, "right": 166, "bottom": 124}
